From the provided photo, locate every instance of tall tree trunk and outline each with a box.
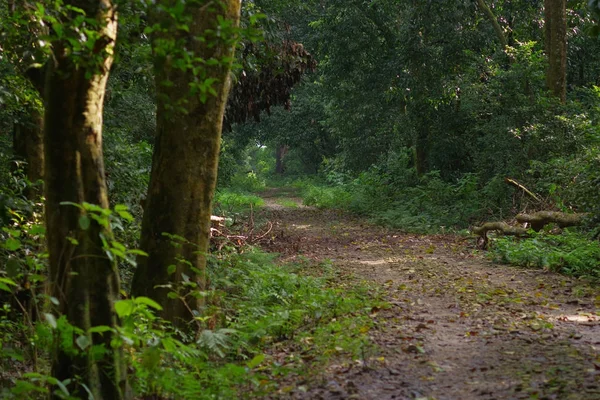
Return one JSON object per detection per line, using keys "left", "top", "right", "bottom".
{"left": 544, "top": 0, "right": 567, "bottom": 103}
{"left": 43, "top": 1, "right": 127, "bottom": 398}
{"left": 131, "top": 0, "right": 241, "bottom": 328}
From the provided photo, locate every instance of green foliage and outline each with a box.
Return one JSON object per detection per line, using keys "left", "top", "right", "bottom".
{"left": 491, "top": 231, "right": 600, "bottom": 280}
{"left": 229, "top": 171, "right": 267, "bottom": 193}
{"left": 2, "top": 246, "right": 379, "bottom": 399}
{"left": 214, "top": 190, "right": 264, "bottom": 216}
{"left": 301, "top": 184, "right": 352, "bottom": 210}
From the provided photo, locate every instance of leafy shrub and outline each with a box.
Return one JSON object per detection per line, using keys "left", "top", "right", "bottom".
{"left": 491, "top": 230, "right": 600, "bottom": 279}
{"left": 214, "top": 190, "right": 264, "bottom": 216}
{"left": 301, "top": 184, "right": 352, "bottom": 209}
{"left": 229, "top": 171, "right": 266, "bottom": 193}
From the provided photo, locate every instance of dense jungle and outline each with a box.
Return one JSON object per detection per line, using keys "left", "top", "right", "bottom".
{"left": 1, "top": 0, "right": 600, "bottom": 399}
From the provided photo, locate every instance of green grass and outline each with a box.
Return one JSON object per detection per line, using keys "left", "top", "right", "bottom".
{"left": 276, "top": 199, "right": 299, "bottom": 208}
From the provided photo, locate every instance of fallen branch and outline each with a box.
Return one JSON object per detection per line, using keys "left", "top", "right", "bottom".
{"left": 473, "top": 222, "right": 530, "bottom": 249}
{"left": 516, "top": 211, "right": 586, "bottom": 232}
{"left": 473, "top": 222, "right": 529, "bottom": 237}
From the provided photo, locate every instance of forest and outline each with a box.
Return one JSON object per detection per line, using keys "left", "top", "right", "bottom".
{"left": 1, "top": 0, "right": 600, "bottom": 399}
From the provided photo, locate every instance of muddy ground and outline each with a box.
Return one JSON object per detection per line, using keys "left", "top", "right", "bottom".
{"left": 256, "top": 189, "right": 600, "bottom": 400}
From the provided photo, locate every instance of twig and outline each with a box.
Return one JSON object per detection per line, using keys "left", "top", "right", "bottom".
{"left": 504, "top": 178, "right": 543, "bottom": 203}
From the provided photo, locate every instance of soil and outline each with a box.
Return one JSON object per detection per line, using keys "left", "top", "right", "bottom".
{"left": 256, "top": 188, "right": 600, "bottom": 400}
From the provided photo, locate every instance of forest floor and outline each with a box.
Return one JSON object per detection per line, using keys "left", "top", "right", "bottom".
{"left": 255, "top": 187, "right": 600, "bottom": 400}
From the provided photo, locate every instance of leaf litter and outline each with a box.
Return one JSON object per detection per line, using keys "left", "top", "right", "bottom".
{"left": 257, "top": 189, "right": 600, "bottom": 400}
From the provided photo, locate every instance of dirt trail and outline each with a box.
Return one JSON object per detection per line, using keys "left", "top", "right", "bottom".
{"left": 257, "top": 188, "right": 600, "bottom": 400}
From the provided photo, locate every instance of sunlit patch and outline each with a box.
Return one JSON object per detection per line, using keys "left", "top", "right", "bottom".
{"left": 552, "top": 314, "right": 599, "bottom": 323}
{"left": 293, "top": 224, "right": 311, "bottom": 229}
{"left": 359, "top": 259, "right": 389, "bottom": 266}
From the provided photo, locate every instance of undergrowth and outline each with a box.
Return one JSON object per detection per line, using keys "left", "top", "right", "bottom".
{"left": 214, "top": 190, "right": 264, "bottom": 216}
{"left": 297, "top": 168, "right": 493, "bottom": 233}
{"left": 490, "top": 230, "right": 600, "bottom": 280}
{"left": 1, "top": 197, "right": 381, "bottom": 399}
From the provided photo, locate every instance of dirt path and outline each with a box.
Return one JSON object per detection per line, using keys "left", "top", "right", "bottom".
{"left": 257, "top": 189, "right": 600, "bottom": 400}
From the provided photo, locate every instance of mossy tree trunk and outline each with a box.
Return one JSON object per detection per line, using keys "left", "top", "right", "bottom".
{"left": 131, "top": 0, "right": 241, "bottom": 328}
{"left": 544, "top": 0, "right": 567, "bottom": 103}
{"left": 43, "top": 1, "right": 127, "bottom": 398}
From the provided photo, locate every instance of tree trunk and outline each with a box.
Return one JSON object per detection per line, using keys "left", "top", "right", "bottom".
{"left": 544, "top": 0, "right": 567, "bottom": 103}
{"left": 43, "top": 1, "right": 126, "bottom": 398}
{"left": 131, "top": 1, "right": 241, "bottom": 329}
{"left": 275, "top": 144, "right": 289, "bottom": 175}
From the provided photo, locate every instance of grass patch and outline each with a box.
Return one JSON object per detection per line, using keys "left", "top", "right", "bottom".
{"left": 490, "top": 230, "right": 600, "bottom": 280}
{"left": 276, "top": 199, "right": 299, "bottom": 208}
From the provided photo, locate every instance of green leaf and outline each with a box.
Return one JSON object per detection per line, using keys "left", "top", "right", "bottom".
{"left": 4, "top": 238, "right": 21, "bottom": 251}
{"left": 88, "top": 326, "right": 112, "bottom": 334}
{"left": 117, "top": 210, "right": 134, "bottom": 222}
{"left": 167, "top": 264, "right": 177, "bottom": 275}
{"left": 134, "top": 297, "right": 163, "bottom": 311}
{"left": 246, "top": 353, "right": 265, "bottom": 369}
{"left": 54, "top": 379, "right": 70, "bottom": 397}
{"left": 167, "top": 292, "right": 179, "bottom": 300}
{"left": 114, "top": 300, "right": 135, "bottom": 318}
{"left": 44, "top": 313, "right": 57, "bottom": 329}
{"left": 128, "top": 249, "right": 148, "bottom": 257}
{"left": 79, "top": 215, "right": 91, "bottom": 230}
{"left": 5, "top": 258, "right": 21, "bottom": 277}
{"left": 75, "top": 335, "right": 91, "bottom": 350}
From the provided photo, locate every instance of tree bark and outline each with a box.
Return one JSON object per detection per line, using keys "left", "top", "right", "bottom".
{"left": 131, "top": 0, "right": 241, "bottom": 328}
{"left": 43, "top": 1, "right": 127, "bottom": 398}
{"left": 544, "top": 0, "right": 567, "bottom": 103}
{"left": 275, "top": 144, "right": 289, "bottom": 175}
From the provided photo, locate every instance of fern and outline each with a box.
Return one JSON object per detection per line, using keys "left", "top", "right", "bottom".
{"left": 196, "top": 328, "right": 238, "bottom": 358}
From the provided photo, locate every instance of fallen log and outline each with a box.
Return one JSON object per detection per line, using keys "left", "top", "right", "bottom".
{"left": 516, "top": 211, "right": 586, "bottom": 232}
{"left": 473, "top": 211, "right": 586, "bottom": 249}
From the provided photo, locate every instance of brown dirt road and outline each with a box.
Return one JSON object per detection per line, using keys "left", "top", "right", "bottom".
{"left": 257, "top": 189, "right": 600, "bottom": 400}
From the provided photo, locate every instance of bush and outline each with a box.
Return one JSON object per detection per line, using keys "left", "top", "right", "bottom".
{"left": 491, "top": 230, "right": 600, "bottom": 280}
